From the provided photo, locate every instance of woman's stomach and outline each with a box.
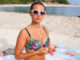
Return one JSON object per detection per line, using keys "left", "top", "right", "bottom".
{"left": 24, "top": 49, "right": 45, "bottom": 60}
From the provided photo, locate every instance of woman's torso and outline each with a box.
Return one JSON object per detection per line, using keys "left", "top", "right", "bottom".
{"left": 24, "top": 26, "right": 50, "bottom": 60}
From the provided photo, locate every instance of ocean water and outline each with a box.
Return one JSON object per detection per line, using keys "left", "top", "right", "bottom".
{"left": 67, "top": 0, "right": 80, "bottom": 5}
{"left": 0, "top": 6, "right": 80, "bottom": 17}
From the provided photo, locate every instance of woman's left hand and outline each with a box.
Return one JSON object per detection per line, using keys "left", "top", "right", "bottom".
{"left": 48, "top": 44, "right": 58, "bottom": 54}
{"left": 48, "top": 48, "right": 56, "bottom": 53}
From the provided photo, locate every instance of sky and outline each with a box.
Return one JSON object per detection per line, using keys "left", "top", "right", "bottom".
{"left": 67, "top": 0, "right": 80, "bottom": 5}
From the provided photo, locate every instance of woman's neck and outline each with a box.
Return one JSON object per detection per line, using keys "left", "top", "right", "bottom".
{"left": 30, "top": 22, "right": 41, "bottom": 28}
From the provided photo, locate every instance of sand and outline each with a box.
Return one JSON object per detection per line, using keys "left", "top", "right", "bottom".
{"left": 0, "top": 11, "right": 80, "bottom": 51}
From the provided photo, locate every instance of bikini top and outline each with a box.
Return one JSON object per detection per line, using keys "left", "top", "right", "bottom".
{"left": 25, "top": 26, "right": 50, "bottom": 51}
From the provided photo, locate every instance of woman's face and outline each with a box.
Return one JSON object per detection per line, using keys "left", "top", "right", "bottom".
{"left": 30, "top": 4, "right": 45, "bottom": 23}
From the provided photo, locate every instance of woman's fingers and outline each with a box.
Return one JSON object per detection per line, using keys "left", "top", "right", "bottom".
{"left": 53, "top": 48, "right": 56, "bottom": 51}
{"left": 54, "top": 44, "right": 58, "bottom": 48}
{"left": 48, "top": 47, "right": 56, "bottom": 53}
{"left": 37, "top": 47, "right": 49, "bottom": 55}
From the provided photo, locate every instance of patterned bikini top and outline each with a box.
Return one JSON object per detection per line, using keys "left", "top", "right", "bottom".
{"left": 25, "top": 26, "right": 50, "bottom": 51}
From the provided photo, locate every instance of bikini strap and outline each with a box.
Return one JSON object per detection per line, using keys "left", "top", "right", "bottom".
{"left": 43, "top": 26, "right": 48, "bottom": 36}
{"left": 25, "top": 28, "right": 31, "bottom": 38}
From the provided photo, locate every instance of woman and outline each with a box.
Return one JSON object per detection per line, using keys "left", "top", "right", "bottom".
{"left": 15, "top": 2, "right": 57, "bottom": 60}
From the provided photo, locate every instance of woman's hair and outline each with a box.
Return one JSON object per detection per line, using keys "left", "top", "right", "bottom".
{"left": 30, "top": 2, "right": 46, "bottom": 11}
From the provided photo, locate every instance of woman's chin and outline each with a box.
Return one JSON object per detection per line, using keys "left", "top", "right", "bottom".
{"left": 35, "top": 21, "right": 41, "bottom": 24}
{"left": 35, "top": 20, "right": 42, "bottom": 23}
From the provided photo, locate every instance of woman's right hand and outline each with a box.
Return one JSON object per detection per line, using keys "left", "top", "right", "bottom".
{"left": 36, "top": 47, "right": 49, "bottom": 55}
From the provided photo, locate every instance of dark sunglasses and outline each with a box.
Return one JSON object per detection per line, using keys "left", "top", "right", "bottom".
{"left": 31, "top": 10, "right": 46, "bottom": 15}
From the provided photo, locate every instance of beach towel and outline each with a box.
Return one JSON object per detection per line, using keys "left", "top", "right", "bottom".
{"left": 46, "top": 42, "right": 80, "bottom": 60}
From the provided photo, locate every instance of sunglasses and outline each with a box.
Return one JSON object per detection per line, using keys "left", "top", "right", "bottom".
{"left": 31, "top": 10, "right": 46, "bottom": 15}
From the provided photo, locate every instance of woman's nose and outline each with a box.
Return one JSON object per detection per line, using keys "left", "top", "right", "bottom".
{"left": 37, "top": 13, "right": 41, "bottom": 17}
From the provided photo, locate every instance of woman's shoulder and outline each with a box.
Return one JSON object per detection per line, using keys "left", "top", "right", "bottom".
{"left": 42, "top": 25, "right": 49, "bottom": 35}
{"left": 18, "top": 28, "right": 29, "bottom": 38}
{"left": 42, "top": 25, "right": 49, "bottom": 32}
{"left": 20, "top": 26, "right": 29, "bottom": 33}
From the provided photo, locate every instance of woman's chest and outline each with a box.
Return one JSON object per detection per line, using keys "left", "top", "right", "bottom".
{"left": 30, "top": 30, "right": 47, "bottom": 41}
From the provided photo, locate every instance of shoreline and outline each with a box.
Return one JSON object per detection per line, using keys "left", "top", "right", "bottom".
{"left": 0, "top": 11, "right": 79, "bottom": 18}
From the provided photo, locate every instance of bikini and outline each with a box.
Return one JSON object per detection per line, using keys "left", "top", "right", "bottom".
{"left": 25, "top": 26, "right": 50, "bottom": 51}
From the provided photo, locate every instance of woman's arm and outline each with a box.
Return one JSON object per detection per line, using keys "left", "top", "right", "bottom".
{"left": 15, "top": 29, "right": 48, "bottom": 59}
{"left": 15, "top": 29, "right": 38, "bottom": 59}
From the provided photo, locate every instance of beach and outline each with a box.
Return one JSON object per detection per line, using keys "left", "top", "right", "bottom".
{"left": 0, "top": 11, "right": 80, "bottom": 51}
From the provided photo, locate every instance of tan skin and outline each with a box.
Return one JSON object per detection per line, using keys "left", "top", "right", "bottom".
{"left": 15, "top": 4, "right": 57, "bottom": 60}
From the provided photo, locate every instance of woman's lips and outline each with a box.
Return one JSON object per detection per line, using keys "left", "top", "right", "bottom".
{"left": 36, "top": 18, "right": 41, "bottom": 20}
